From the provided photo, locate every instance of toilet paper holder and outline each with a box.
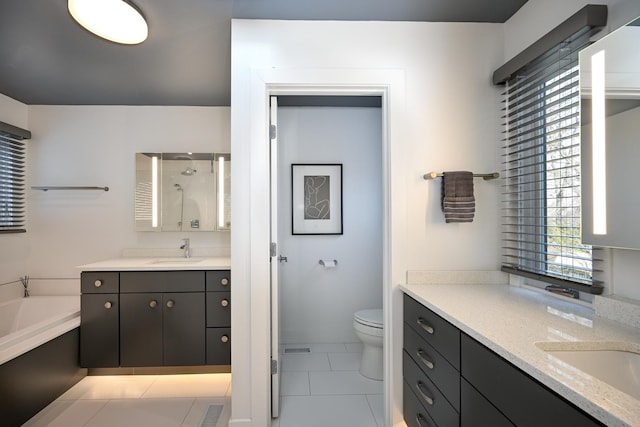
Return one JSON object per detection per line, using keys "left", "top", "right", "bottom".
{"left": 319, "top": 259, "right": 338, "bottom": 267}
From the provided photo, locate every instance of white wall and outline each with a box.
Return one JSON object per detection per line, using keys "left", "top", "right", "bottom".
{"left": 0, "top": 94, "right": 30, "bottom": 297}
{"left": 278, "top": 106, "right": 383, "bottom": 344}
{"left": 231, "top": 19, "right": 504, "bottom": 427}
{"left": 505, "top": 0, "right": 640, "bottom": 301}
{"left": 18, "top": 105, "right": 229, "bottom": 293}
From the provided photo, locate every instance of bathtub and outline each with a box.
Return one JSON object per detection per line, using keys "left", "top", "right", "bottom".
{"left": 0, "top": 296, "right": 80, "bottom": 365}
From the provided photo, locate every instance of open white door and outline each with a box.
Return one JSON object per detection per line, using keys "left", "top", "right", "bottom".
{"left": 269, "top": 95, "right": 282, "bottom": 418}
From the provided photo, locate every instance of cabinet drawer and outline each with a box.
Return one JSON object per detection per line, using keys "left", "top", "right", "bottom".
{"left": 80, "top": 294, "right": 119, "bottom": 367}
{"left": 207, "top": 328, "right": 231, "bottom": 365}
{"left": 405, "top": 322, "right": 460, "bottom": 410}
{"left": 207, "top": 292, "right": 230, "bottom": 327}
{"left": 461, "top": 333, "right": 604, "bottom": 427}
{"left": 404, "top": 294, "right": 460, "bottom": 369}
{"left": 404, "top": 381, "right": 439, "bottom": 427}
{"left": 121, "top": 271, "right": 205, "bottom": 293}
{"left": 81, "top": 272, "right": 119, "bottom": 294}
{"left": 460, "top": 378, "right": 513, "bottom": 427}
{"left": 404, "top": 351, "right": 459, "bottom": 427}
{"left": 206, "top": 270, "right": 231, "bottom": 291}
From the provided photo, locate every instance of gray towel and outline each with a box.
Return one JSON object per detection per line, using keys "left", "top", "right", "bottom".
{"left": 441, "top": 171, "right": 475, "bottom": 223}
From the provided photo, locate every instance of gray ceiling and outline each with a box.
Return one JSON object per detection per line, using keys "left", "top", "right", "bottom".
{"left": 0, "top": 0, "right": 527, "bottom": 106}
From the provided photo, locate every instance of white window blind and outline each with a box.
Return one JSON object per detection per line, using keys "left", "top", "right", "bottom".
{"left": 501, "top": 26, "right": 604, "bottom": 294}
{"left": 0, "top": 122, "right": 30, "bottom": 233}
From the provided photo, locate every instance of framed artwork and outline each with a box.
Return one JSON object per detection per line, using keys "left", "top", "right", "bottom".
{"left": 291, "top": 164, "right": 343, "bottom": 235}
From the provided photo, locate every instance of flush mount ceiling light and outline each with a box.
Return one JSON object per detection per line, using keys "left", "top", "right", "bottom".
{"left": 68, "top": 0, "right": 148, "bottom": 45}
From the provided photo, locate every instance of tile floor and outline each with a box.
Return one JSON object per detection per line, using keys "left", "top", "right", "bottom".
{"left": 272, "top": 342, "right": 384, "bottom": 427}
{"left": 23, "top": 342, "right": 383, "bottom": 427}
{"left": 23, "top": 373, "right": 231, "bottom": 427}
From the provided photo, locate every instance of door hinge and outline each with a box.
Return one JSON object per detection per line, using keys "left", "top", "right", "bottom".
{"left": 270, "top": 242, "right": 277, "bottom": 257}
{"left": 270, "top": 124, "right": 277, "bottom": 140}
{"left": 271, "top": 359, "right": 278, "bottom": 375}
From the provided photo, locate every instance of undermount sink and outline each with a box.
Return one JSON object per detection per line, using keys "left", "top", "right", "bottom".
{"left": 536, "top": 341, "right": 640, "bottom": 400}
{"left": 149, "top": 258, "right": 204, "bottom": 265}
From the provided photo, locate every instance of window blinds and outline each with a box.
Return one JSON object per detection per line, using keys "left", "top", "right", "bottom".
{"left": 500, "top": 26, "right": 603, "bottom": 294}
{"left": 0, "top": 123, "right": 30, "bottom": 233}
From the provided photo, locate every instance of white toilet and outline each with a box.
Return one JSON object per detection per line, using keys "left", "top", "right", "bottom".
{"left": 353, "top": 309, "right": 384, "bottom": 380}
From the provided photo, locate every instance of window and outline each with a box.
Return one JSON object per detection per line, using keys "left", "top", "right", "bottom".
{"left": 0, "top": 121, "right": 31, "bottom": 234}
{"left": 500, "top": 26, "right": 604, "bottom": 294}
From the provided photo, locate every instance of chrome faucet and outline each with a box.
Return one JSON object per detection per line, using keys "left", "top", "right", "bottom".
{"left": 180, "top": 238, "right": 191, "bottom": 258}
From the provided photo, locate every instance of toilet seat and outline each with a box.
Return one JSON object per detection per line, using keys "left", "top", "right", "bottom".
{"left": 354, "top": 309, "right": 383, "bottom": 329}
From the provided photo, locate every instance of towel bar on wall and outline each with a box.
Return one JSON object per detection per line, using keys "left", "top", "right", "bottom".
{"left": 31, "top": 186, "right": 109, "bottom": 192}
{"left": 423, "top": 172, "right": 499, "bottom": 181}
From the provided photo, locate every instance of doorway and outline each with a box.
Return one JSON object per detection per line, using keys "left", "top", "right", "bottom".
{"left": 270, "top": 95, "right": 384, "bottom": 426}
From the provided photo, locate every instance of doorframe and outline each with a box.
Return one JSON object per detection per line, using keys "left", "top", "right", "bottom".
{"left": 230, "top": 67, "right": 407, "bottom": 427}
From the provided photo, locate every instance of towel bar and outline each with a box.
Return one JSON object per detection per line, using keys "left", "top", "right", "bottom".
{"left": 423, "top": 172, "right": 499, "bottom": 181}
{"left": 31, "top": 186, "right": 109, "bottom": 191}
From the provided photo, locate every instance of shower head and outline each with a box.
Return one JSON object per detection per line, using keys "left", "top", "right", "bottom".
{"left": 181, "top": 167, "right": 197, "bottom": 176}
{"left": 174, "top": 183, "right": 183, "bottom": 191}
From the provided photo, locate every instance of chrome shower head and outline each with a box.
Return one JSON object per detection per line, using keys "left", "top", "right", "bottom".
{"left": 181, "top": 167, "right": 196, "bottom": 176}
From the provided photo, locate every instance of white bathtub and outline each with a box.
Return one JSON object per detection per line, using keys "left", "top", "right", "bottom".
{"left": 0, "top": 296, "right": 80, "bottom": 365}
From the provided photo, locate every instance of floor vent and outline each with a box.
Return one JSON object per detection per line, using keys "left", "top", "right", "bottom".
{"left": 284, "top": 347, "right": 311, "bottom": 354}
{"left": 200, "top": 404, "right": 224, "bottom": 427}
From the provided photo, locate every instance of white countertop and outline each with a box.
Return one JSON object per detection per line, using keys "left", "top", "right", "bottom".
{"left": 401, "top": 282, "right": 640, "bottom": 427}
{"left": 78, "top": 257, "right": 231, "bottom": 271}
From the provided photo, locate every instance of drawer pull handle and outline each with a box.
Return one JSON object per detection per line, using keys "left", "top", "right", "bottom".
{"left": 221, "top": 299, "right": 229, "bottom": 307}
{"left": 417, "top": 349, "right": 434, "bottom": 370}
{"left": 149, "top": 300, "right": 158, "bottom": 309}
{"left": 221, "top": 335, "right": 229, "bottom": 343}
{"left": 416, "top": 413, "right": 432, "bottom": 427}
{"left": 104, "top": 301, "right": 112, "bottom": 309}
{"left": 417, "top": 317, "right": 434, "bottom": 334}
{"left": 166, "top": 300, "right": 175, "bottom": 308}
{"left": 94, "top": 280, "right": 103, "bottom": 288}
{"left": 221, "top": 278, "right": 229, "bottom": 286}
{"left": 416, "top": 381, "right": 434, "bottom": 406}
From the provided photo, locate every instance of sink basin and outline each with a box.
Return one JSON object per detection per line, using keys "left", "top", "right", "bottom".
{"left": 149, "top": 258, "right": 204, "bottom": 265}
{"left": 537, "top": 342, "right": 640, "bottom": 399}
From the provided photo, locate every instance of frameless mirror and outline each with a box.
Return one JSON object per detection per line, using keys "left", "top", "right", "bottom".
{"left": 135, "top": 152, "right": 230, "bottom": 232}
{"left": 580, "top": 17, "right": 640, "bottom": 249}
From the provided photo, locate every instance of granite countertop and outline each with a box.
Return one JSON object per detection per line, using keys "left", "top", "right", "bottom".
{"left": 400, "top": 282, "right": 640, "bottom": 427}
{"left": 78, "top": 256, "right": 231, "bottom": 271}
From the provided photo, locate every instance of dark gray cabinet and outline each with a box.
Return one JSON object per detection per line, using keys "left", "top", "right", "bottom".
{"left": 80, "top": 272, "right": 119, "bottom": 367}
{"left": 403, "top": 293, "right": 604, "bottom": 427}
{"left": 80, "top": 269, "right": 230, "bottom": 369}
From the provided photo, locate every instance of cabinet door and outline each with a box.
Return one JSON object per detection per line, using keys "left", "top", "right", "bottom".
{"left": 80, "top": 294, "right": 119, "bottom": 367}
{"left": 163, "top": 292, "right": 205, "bottom": 366}
{"left": 120, "top": 293, "right": 163, "bottom": 367}
{"left": 461, "top": 378, "right": 513, "bottom": 427}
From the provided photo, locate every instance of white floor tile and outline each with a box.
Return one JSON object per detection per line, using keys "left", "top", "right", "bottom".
{"left": 23, "top": 399, "right": 108, "bottom": 427}
{"left": 283, "top": 342, "right": 348, "bottom": 353}
{"left": 85, "top": 398, "right": 194, "bottom": 427}
{"left": 278, "top": 395, "right": 377, "bottom": 427}
{"left": 142, "top": 373, "right": 231, "bottom": 398}
{"left": 181, "top": 397, "right": 231, "bottom": 427}
{"left": 280, "top": 371, "right": 310, "bottom": 396}
{"left": 281, "top": 352, "right": 330, "bottom": 371}
{"left": 367, "top": 394, "right": 385, "bottom": 427}
{"left": 309, "top": 371, "right": 383, "bottom": 395}
{"left": 57, "top": 375, "right": 156, "bottom": 400}
{"left": 328, "top": 352, "right": 362, "bottom": 371}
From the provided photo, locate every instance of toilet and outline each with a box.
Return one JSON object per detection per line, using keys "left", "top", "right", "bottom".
{"left": 353, "top": 309, "right": 384, "bottom": 380}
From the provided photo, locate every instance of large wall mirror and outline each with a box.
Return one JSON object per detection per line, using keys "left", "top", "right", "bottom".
{"left": 135, "top": 152, "right": 230, "bottom": 232}
{"left": 581, "top": 16, "right": 640, "bottom": 249}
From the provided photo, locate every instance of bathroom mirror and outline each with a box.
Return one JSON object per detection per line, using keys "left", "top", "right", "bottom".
{"left": 580, "top": 16, "right": 640, "bottom": 249}
{"left": 135, "top": 152, "right": 230, "bottom": 232}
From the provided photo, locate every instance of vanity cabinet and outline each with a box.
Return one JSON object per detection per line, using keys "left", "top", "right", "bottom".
{"left": 80, "top": 272, "right": 120, "bottom": 367}
{"left": 403, "top": 294, "right": 604, "bottom": 427}
{"left": 80, "top": 269, "right": 231, "bottom": 369}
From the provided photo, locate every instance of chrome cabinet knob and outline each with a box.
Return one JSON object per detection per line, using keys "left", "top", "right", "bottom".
{"left": 94, "top": 280, "right": 102, "bottom": 288}
{"left": 166, "top": 300, "right": 175, "bottom": 308}
{"left": 104, "top": 301, "right": 112, "bottom": 309}
{"left": 221, "top": 299, "right": 229, "bottom": 307}
{"left": 149, "top": 300, "right": 157, "bottom": 308}
{"left": 221, "top": 335, "right": 229, "bottom": 343}
{"left": 221, "top": 278, "right": 229, "bottom": 286}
